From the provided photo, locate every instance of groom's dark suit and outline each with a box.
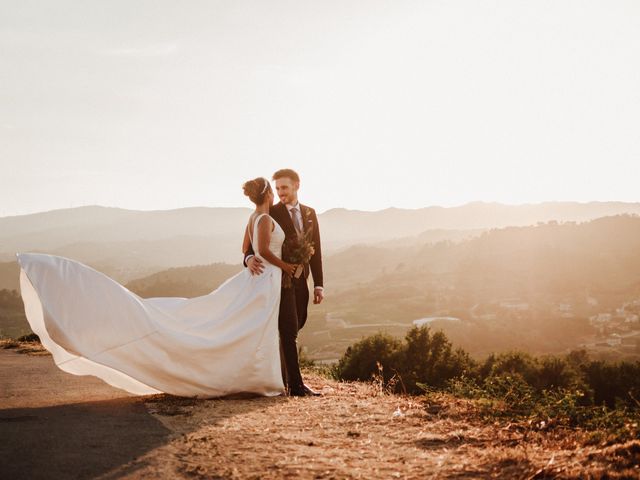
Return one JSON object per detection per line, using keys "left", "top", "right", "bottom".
{"left": 244, "top": 201, "right": 323, "bottom": 391}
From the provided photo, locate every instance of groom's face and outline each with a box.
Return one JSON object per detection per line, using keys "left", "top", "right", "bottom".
{"left": 275, "top": 177, "right": 299, "bottom": 205}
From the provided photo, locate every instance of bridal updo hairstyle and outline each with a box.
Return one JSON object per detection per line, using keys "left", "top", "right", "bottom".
{"left": 242, "top": 177, "right": 272, "bottom": 205}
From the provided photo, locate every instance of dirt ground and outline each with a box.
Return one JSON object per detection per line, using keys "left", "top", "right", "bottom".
{"left": 1, "top": 349, "right": 638, "bottom": 479}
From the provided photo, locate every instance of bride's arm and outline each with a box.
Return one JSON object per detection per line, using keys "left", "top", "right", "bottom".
{"left": 257, "top": 217, "right": 296, "bottom": 275}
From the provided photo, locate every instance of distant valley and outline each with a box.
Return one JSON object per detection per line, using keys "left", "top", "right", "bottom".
{"left": 2, "top": 203, "right": 640, "bottom": 363}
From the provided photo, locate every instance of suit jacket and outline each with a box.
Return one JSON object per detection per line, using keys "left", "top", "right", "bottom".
{"left": 244, "top": 202, "right": 323, "bottom": 288}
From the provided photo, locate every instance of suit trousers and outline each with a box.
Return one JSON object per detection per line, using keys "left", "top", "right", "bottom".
{"left": 278, "top": 275, "right": 309, "bottom": 389}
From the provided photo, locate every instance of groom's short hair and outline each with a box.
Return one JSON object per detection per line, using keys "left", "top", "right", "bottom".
{"left": 272, "top": 169, "right": 300, "bottom": 183}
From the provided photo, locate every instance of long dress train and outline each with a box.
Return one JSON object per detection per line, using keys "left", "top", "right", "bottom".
{"left": 15, "top": 213, "right": 285, "bottom": 398}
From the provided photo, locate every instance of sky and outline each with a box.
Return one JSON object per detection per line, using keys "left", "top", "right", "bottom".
{"left": 1, "top": 0, "right": 639, "bottom": 217}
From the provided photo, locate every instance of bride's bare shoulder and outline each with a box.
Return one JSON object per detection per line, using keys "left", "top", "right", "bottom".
{"left": 252, "top": 213, "right": 275, "bottom": 231}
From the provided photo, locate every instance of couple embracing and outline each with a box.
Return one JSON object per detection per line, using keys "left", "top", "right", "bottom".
{"left": 16, "top": 168, "right": 324, "bottom": 398}
{"left": 242, "top": 168, "right": 324, "bottom": 397}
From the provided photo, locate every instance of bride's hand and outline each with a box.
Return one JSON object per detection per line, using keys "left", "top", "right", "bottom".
{"left": 282, "top": 263, "right": 297, "bottom": 276}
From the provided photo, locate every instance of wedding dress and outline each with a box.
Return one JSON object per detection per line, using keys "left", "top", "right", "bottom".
{"left": 16, "top": 213, "right": 285, "bottom": 398}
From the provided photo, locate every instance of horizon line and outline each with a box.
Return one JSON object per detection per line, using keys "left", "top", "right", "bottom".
{"left": 3, "top": 199, "right": 640, "bottom": 219}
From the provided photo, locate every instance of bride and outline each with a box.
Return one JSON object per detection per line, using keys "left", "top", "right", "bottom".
{"left": 16, "top": 177, "right": 297, "bottom": 398}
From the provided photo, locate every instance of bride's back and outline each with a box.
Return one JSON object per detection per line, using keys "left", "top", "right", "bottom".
{"left": 250, "top": 213, "right": 285, "bottom": 263}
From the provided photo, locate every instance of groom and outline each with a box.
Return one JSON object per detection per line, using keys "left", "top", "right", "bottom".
{"left": 243, "top": 168, "right": 324, "bottom": 397}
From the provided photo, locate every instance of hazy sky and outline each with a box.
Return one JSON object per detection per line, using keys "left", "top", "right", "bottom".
{"left": 1, "top": 0, "right": 639, "bottom": 216}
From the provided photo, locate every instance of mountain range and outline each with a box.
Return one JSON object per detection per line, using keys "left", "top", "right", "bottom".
{"left": 2, "top": 201, "right": 640, "bottom": 290}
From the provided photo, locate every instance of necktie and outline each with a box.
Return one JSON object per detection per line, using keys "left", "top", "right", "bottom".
{"left": 290, "top": 207, "right": 303, "bottom": 235}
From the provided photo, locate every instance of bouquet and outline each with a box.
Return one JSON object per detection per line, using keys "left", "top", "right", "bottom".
{"left": 282, "top": 229, "right": 315, "bottom": 288}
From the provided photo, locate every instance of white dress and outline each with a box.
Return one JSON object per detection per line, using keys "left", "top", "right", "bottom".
{"left": 16, "top": 213, "right": 285, "bottom": 398}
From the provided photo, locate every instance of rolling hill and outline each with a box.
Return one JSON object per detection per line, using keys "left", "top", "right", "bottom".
{"left": 3, "top": 205, "right": 640, "bottom": 363}
{"left": 2, "top": 202, "right": 640, "bottom": 278}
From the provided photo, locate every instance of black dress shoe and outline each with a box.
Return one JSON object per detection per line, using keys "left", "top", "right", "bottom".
{"left": 288, "top": 385, "right": 307, "bottom": 397}
{"left": 303, "top": 383, "right": 322, "bottom": 396}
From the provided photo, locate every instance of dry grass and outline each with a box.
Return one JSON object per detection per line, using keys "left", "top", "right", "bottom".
{"left": 3, "top": 340, "right": 637, "bottom": 477}
{"left": 95, "top": 371, "right": 640, "bottom": 479}
{"left": 0, "top": 338, "right": 49, "bottom": 356}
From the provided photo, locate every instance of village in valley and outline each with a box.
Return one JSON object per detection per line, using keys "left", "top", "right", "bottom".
{"left": 583, "top": 298, "right": 640, "bottom": 356}
{"left": 300, "top": 293, "right": 640, "bottom": 364}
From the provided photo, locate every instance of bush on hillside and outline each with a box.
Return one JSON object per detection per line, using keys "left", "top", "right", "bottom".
{"left": 335, "top": 329, "right": 640, "bottom": 412}
{"left": 395, "top": 326, "right": 475, "bottom": 392}
{"left": 334, "top": 332, "right": 402, "bottom": 385}
{"left": 334, "top": 326, "right": 474, "bottom": 394}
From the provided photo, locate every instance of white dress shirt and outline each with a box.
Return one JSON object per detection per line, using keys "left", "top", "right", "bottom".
{"left": 286, "top": 202, "right": 304, "bottom": 234}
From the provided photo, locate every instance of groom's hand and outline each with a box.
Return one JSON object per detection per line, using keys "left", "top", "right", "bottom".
{"left": 313, "top": 287, "right": 324, "bottom": 305}
{"left": 247, "top": 256, "right": 264, "bottom": 275}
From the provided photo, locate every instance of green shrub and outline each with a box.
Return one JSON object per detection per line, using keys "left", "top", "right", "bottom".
{"left": 334, "top": 332, "right": 402, "bottom": 385}
{"left": 583, "top": 360, "right": 640, "bottom": 409}
{"left": 537, "top": 355, "right": 583, "bottom": 389}
{"left": 334, "top": 326, "right": 475, "bottom": 394}
{"left": 480, "top": 350, "right": 540, "bottom": 385}
{"left": 396, "top": 326, "right": 475, "bottom": 392}
{"left": 482, "top": 372, "right": 537, "bottom": 414}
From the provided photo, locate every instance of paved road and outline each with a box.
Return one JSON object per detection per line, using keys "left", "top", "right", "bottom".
{"left": 0, "top": 350, "right": 170, "bottom": 479}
